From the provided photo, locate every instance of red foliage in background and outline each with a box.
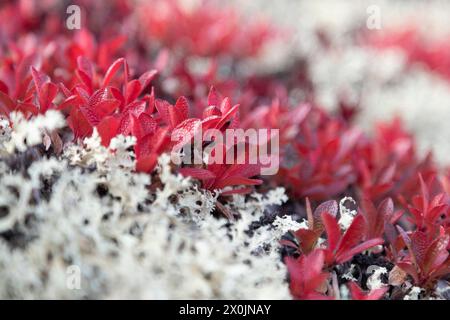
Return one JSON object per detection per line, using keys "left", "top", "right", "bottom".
{"left": 366, "top": 26, "right": 450, "bottom": 82}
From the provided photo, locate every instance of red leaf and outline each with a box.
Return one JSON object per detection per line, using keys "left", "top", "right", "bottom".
{"left": 313, "top": 200, "right": 338, "bottom": 234}
{"left": 136, "top": 153, "right": 159, "bottom": 173}
{"left": 58, "top": 83, "right": 72, "bottom": 98}
{"left": 322, "top": 212, "right": 341, "bottom": 252}
{"left": 285, "top": 249, "right": 330, "bottom": 300}
{"left": 361, "top": 197, "right": 393, "bottom": 239}
{"left": 179, "top": 168, "right": 216, "bottom": 180}
{"left": 31, "top": 67, "right": 48, "bottom": 91}
{"left": 138, "top": 113, "right": 157, "bottom": 137}
{"left": 118, "top": 113, "right": 132, "bottom": 136}
{"left": 214, "top": 177, "right": 262, "bottom": 189}
{"left": 349, "top": 282, "right": 387, "bottom": 300}
{"left": 125, "top": 79, "right": 142, "bottom": 104}
{"left": 168, "top": 96, "right": 189, "bottom": 127}
{"left": 396, "top": 262, "right": 419, "bottom": 284}
{"left": 155, "top": 99, "right": 170, "bottom": 124}
{"left": 139, "top": 69, "right": 158, "bottom": 90}
{"left": 171, "top": 118, "right": 202, "bottom": 149}
{"left": 295, "top": 229, "right": 320, "bottom": 254}
{"left": 97, "top": 116, "right": 121, "bottom": 147}
{"left": 410, "top": 231, "right": 430, "bottom": 269}
{"left": 77, "top": 56, "right": 94, "bottom": 79}
{"left": 0, "top": 80, "right": 8, "bottom": 94}
{"left": 39, "top": 82, "right": 58, "bottom": 112}
{"left": 75, "top": 87, "right": 90, "bottom": 104}
{"left": 336, "top": 238, "right": 384, "bottom": 264}
{"left": 203, "top": 105, "right": 221, "bottom": 118}
{"left": 131, "top": 113, "right": 157, "bottom": 140}
{"left": 418, "top": 173, "right": 429, "bottom": 212}
{"left": 146, "top": 127, "right": 169, "bottom": 156}
{"left": 423, "top": 228, "right": 449, "bottom": 274}
{"left": 76, "top": 69, "right": 93, "bottom": 92}
{"left": 68, "top": 107, "right": 92, "bottom": 140}
{"left": 102, "top": 57, "right": 127, "bottom": 87}
{"left": 0, "top": 91, "right": 15, "bottom": 115}
{"left": 16, "top": 102, "right": 38, "bottom": 116}
{"left": 58, "top": 95, "right": 81, "bottom": 111}
{"left": 201, "top": 115, "right": 221, "bottom": 131}
{"left": 174, "top": 96, "right": 189, "bottom": 118}
{"left": 336, "top": 214, "right": 366, "bottom": 256}
{"left": 95, "top": 99, "right": 120, "bottom": 118}
{"left": 302, "top": 249, "right": 328, "bottom": 292}
{"left": 80, "top": 106, "right": 100, "bottom": 126}
{"left": 216, "top": 103, "right": 239, "bottom": 130}
{"left": 207, "top": 86, "right": 221, "bottom": 107}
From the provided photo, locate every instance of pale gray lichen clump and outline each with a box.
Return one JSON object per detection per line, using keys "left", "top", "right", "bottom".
{"left": 0, "top": 115, "right": 291, "bottom": 299}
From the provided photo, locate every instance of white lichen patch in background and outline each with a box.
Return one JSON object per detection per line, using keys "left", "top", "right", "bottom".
{"left": 232, "top": 0, "right": 450, "bottom": 165}
{"left": 0, "top": 130, "right": 291, "bottom": 299}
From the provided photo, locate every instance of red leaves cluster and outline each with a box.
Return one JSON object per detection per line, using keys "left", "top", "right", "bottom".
{"left": 395, "top": 226, "right": 449, "bottom": 287}
{"left": 284, "top": 198, "right": 387, "bottom": 299}
{"left": 388, "top": 175, "right": 450, "bottom": 287}
{"left": 234, "top": 75, "right": 436, "bottom": 203}
{"left": 285, "top": 199, "right": 385, "bottom": 263}
{"left": 321, "top": 212, "right": 384, "bottom": 265}
{"left": 283, "top": 200, "right": 338, "bottom": 255}
{"left": 174, "top": 90, "right": 263, "bottom": 194}
{"left": 179, "top": 161, "right": 262, "bottom": 195}
{"left": 284, "top": 177, "right": 449, "bottom": 299}
{"left": 137, "top": 0, "right": 275, "bottom": 57}
{"left": 0, "top": 51, "right": 262, "bottom": 192}
{"left": 284, "top": 114, "right": 362, "bottom": 199}
{"left": 0, "top": 50, "right": 62, "bottom": 117}
{"left": 286, "top": 248, "right": 389, "bottom": 300}
{"left": 403, "top": 174, "right": 448, "bottom": 231}
{"left": 247, "top": 99, "right": 436, "bottom": 202}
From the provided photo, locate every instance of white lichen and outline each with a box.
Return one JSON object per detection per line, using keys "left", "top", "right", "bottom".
{"left": 0, "top": 117, "right": 11, "bottom": 154}
{"left": 273, "top": 215, "right": 302, "bottom": 235}
{"left": 342, "top": 264, "right": 357, "bottom": 282}
{"left": 338, "top": 196, "right": 357, "bottom": 231}
{"left": 404, "top": 286, "right": 423, "bottom": 300}
{"left": 0, "top": 144, "right": 291, "bottom": 299}
{"left": 366, "top": 265, "right": 388, "bottom": 290}
{"left": 297, "top": 218, "right": 309, "bottom": 230}
{"left": 340, "top": 284, "right": 350, "bottom": 300}
{"left": 5, "top": 110, "right": 65, "bottom": 153}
